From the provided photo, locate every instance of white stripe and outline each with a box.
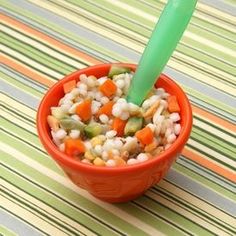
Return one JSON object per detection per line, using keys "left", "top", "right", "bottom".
{"left": 0, "top": 143, "right": 164, "bottom": 236}
{"left": 1, "top": 25, "right": 85, "bottom": 69}
{"left": 146, "top": 191, "right": 232, "bottom": 236}
{"left": 107, "top": 0, "right": 236, "bottom": 55}
{"left": 193, "top": 118, "right": 235, "bottom": 144}
{"left": 56, "top": 0, "right": 147, "bottom": 44}
{"left": 174, "top": 50, "right": 235, "bottom": 79}
{"left": 184, "top": 31, "right": 236, "bottom": 57}
{"left": 186, "top": 146, "right": 235, "bottom": 174}
{"left": 0, "top": 193, "right": 66, "bottom": 236}
{"left": 0, "top": 45, "right": 63, "bottom": 78}
{"left": 188, "top": 139, "right": 236, "bottom": 167}
{"left": 168, "top": 59, "right": 236, "bottom": 97}
{"left": 0, "top": 93, "right": 36, "bottom": 120}
{"left": 1, "top": 179, "right": 97, "bottom": 236}
{"left": 158, "top": 180, "right": 236, "bottom": 226}
{"left": 1, "top": 109, "right": 36, "bottom": 134}
{"left": 28, "top": 0, "right": 143, "bottom": 53}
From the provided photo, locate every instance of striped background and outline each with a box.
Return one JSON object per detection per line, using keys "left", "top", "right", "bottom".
{"left": 0, "top": 0, "right": 236, "bottom": 235}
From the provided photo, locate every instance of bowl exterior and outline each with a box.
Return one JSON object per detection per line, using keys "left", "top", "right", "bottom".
{"left": 37, "top": 63, "right": 192, "bottom": 202}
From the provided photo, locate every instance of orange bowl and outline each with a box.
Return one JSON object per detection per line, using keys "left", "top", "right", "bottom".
{"left": 37, "top": 63, "right": 192, "bottom": 202}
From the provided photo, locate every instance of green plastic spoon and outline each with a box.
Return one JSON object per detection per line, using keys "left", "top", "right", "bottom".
{"left": 126, "top": 0, "right": 197, "bottom": 105}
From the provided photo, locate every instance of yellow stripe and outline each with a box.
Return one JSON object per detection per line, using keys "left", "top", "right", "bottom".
{"left": 186, "top": 146, "right": 235, "bottom": 175}
{"left": 197, "top": 2, "right": 236, "bottom": 25}
{"left": 0, "top": 142, "right": 165, "bottom": 236}
{"left": 174, "top": 51, "right": 235, "bottom": 83}
{"left": 1, "top": 179, "right": 97, "bottom": 236}
{"left": 0, "top": 191, "right": 67, "bottom": 235}
{"left": 1, "top": 109, "right": 36, "bottom": 134}
{"left": 146, "top": 191, "right": 232, "bottom": 236}
{"left": 1, "top": 44, "right": 63, "bottom": 78}
{"left": 193, "top": 118, "right": 235, "bottom": 143}
{"left": 1, "top": 25, "right": 85, "bottom": 69}
{"left": 168, "top": 59, "right": 236, "bottom": 96}
{"left": 159, "top": 180, "right": 235, "bottom": 226}
{"left": 188, "top": 139, "right": 236, "bottom": 167}
{"left": 0, "top": 93, "right": 36, "bottom": 120}
{"left": 28, "top": 0, "right": 143, "bottom": 52}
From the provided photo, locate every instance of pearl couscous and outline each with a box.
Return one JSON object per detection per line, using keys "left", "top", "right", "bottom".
{"left": 47, "top": 66, "right": 181, "bottom": 167}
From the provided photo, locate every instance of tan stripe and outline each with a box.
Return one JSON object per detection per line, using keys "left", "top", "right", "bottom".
{"left": 0, "top": 93, "right": 36, "bottom": 120}
{"left": 159, "top": 0, "right": 236, "bottom": 29}
{"left": 184, "top": 31, "right": 235, "bottom": 57}
{"left": 0, "top": 190, "right": 67, "bottom": 236}
{"left": 193, "top": 118, "right": 235, "bottom": 144}
{"left": 1, "top": 13, "right": 101, "bottom": 66}
{"left": 185, "top": 146, "right": 236, "bottom": 176}
{"left": 1, "top": 179, "right": 97, "bottom": 236}
{"left": 0, "top": 53, "right": 55, "bottom": 87}
{"left": 168, "top": 59, "right": 236, "bottom": 96}
{"left": 55, "top": 0, "right": 147, "bottom": 44}
{"left": 28, "top": 0, "right": 143, "bottom": 52}
{"left": 188, "top": 139, "right": 236, "bottom": 167}
{"left": 174, "top": 51, "right": 235, "bottom": 82}
{"left": 146, "top": 191, "right": 232, "bottom": 236}
{"left": 159, "top": 180, "right": 235, "bottom": 226}
{"left": 1, "top": 108, "right": 36, "bottom": 134}
{"left": 0, "top": 143, "right": 165, "bottom": 236}
{"left": 1, "top": 44, "right": 63, "bottom": 78}
{"left": 197, "top": 1, "right": 236, "bottom": 25}
{"left": 1, "top": 24, "right": 85, "bottom": 69}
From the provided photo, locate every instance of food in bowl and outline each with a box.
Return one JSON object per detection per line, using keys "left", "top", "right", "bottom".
{"left": 47, "top": 66, "right": 181, "bottom": 167}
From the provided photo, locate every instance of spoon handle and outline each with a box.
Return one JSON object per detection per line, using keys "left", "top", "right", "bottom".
{"left": 127, "top": 0, "right": 197, "bottom": 105}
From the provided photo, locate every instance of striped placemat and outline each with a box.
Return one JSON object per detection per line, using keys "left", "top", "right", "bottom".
{"left": 1, "top": 0, "right": 235, "bottom": 235}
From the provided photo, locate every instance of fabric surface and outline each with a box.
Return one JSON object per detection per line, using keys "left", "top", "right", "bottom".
{"left": 0, "top": 0, "right": 235, "bottom": 235}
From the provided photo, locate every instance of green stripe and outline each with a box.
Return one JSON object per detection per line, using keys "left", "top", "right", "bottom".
{"left": 156, "top": 182, "right": 235, "bottom": 232}
{"left": 172, "top": 163, "right": 236, "bottom": 201}
{"left": 1, "top": 187, "right": 86, "bottom": 236}
{"left": 187, "top": 141, "right": 236, "bottom": 171}
{"left": 74, "top": 0, "right": 236, "bottom": 65}
{"left": 150, "top": 187, "right": 235, "bottom": 234}
{"left": 191, "top": 127, "right": 236, "bottom": 160}
{"left": 184, "top": 85, "right": 236, "bottom": 118}
{"left": 2, "top": 2, "right": 128, "bottom": 62}
{"left": 135, "top": 195, "right": 215, "bottom": 236}
{"left": 1, "top": 32, "right": 76, "bottom": 75}
{"left": 0, "top": 225, "right": 18, "bottom": 236}
{"left": 1, "top": 122, "right": 63, "bottom": 175}
{"left": 178, "top": 157, "right": 236, "bottom": 192}
{"left": 0, "top": 151, "right": 151, "bottom": 236}
{"left": 0, "top": 71, "right": 43, "bottom": 98}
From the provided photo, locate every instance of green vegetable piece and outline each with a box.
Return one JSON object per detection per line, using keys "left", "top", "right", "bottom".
{"left": 84, "top": 123, "right": 102, "bottom": 138}
{"left": 108, "top": 65, "right": 131, "bottom": 78}
{"left": 124, "top": 117, "right": 143, "bottom": 136}
{"left": 51, "top": 107, "right": 66, "bottom": 119}
{"left": 60, "top": 118, "right": 85, "bottom": 131}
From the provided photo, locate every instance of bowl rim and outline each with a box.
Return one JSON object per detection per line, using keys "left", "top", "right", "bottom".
{"left": 37, "top": 63, "right": 192, "bottom": 175}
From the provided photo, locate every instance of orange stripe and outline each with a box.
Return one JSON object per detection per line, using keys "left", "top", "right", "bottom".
{"left": 1, "top": 14, "right": 235, "bottom": 181}
{"left": 0, "top": 54, "right": 54, "bottom": 87}
{"left": 192, "top": 105, "right": 236, "bottom": 133}
{"left": 1, "top": 13, "right": 101, "bottom": 66}
{"left": 183, "top": 148, "right": 236, "bottom": 183}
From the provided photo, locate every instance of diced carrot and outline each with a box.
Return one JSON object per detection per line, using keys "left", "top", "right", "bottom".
{"left": 96, "top": 101, "right": 114, "bottom": 117}
{"left": 76, "top": 99, "right": 92, "bottom": 121}
{"left": 135, "top": 126, "right": 154, "bottom": 145}
{"left": 65, "top": 138, "right": 85, "bottom": 157}
{"left": 114, "top": 157, "right": 126, "bottom": 166}
{"left": 63, "top": 80, "right": 76, "bottom": 94}
{"left": 112, "top": 118, "right": 127, "bottom": 136}
{"left": 99, "top": 79, "right": 117, "bottom": 97}
{"left": 167, "top": 95, "right": 180, "bottom": 113}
